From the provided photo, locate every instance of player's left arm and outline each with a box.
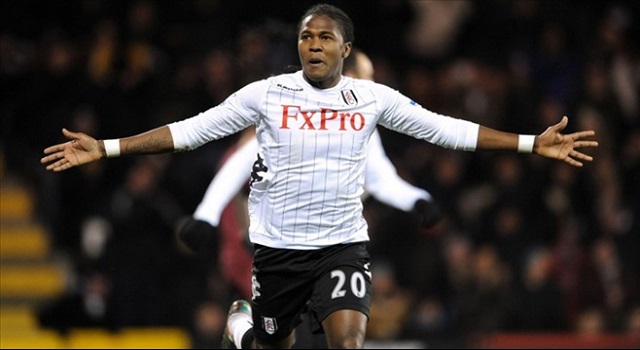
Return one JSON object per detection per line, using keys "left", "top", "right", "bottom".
{"left": 375, "top": 85, "right": 597, "bottom": 167}
{"left": 477, "top": 116, "right": 598, "bottom": 167}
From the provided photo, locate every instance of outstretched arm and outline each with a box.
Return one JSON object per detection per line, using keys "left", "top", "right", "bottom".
{"left": 477, "top": 116, "right": 597, "bottom": 167}
{"left": 41, "top": 126, "right": 174, "bottom": 172}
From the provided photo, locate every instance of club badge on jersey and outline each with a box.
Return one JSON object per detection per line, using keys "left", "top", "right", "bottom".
{"left": 341, "top": 89, "right": 358, "bottom": 106}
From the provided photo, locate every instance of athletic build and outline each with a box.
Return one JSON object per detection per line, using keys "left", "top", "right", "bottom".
{"left": 42, "top": 4, "right": 598, "bottom": 349}
{"left": 181, "top": 48, "right": 439, "bottom": 260}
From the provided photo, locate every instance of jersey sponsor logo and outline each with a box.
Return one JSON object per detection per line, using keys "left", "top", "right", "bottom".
{"left": 280, "top": 105, "right": 365, "bottom": 131}
{"left": 262, "top": 316, "right": 278, "bottom": 335}
{"left": 341, "top": 89, "right": 358, "bottom": 106}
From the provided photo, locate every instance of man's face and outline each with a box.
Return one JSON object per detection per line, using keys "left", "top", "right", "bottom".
{"left": 298, "top": 14, "right": 350, "bottom": 89}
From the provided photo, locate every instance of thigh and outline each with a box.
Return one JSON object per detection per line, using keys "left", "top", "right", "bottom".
{"left": 251, "top": 245, "right": 315, "bottom": 343}
{"left": 308, "top": 243, "right": 372, "bottom": 333}
{"left": 292, "top": 311, "right": 328, "bottom": 349}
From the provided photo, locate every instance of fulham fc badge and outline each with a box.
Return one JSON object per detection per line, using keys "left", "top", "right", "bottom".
{"left": 262, "top": 316, "right": 278, "bottom": 335}
{"left": 341, "top": 89, "right": 358, "bottom": 106}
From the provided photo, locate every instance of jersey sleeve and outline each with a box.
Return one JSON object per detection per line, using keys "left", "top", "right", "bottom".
{"left": 168, "top": 80, "right": 267, "bottom": 151}
{"left": 364, "top": 129, "right": 432, "bottom": 211}
{"left": 193, "top": 138, "right": 259, "bottom": 226}
{"left": 375, "top": 84, "right": 479, "bottom": 151}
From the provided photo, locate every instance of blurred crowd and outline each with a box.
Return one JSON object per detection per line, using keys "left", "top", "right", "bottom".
{"left": 1, "top": 0, "right": 639, "bottom": 347}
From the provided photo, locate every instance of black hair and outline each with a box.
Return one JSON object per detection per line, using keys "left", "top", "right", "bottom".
{"left": 298, "top": 3, "right": 355, "bottom": 44}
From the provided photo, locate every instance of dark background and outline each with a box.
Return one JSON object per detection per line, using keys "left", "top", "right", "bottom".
{"left": 1, "top": 0, "right": 639, "bottom": 348}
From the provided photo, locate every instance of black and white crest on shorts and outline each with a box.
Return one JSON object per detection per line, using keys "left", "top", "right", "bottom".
{"left": 341, "top": 89, "right": 358, "bottom": 106}
{"left": 261, "top": 316, "right": 278, "bottom": 335}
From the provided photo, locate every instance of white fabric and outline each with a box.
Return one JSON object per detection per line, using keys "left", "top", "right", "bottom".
{"left": 193, "top": 138, "right": 257, "bottom": 226}
{"left": 518, "top": 134, "right": 535, "bottom": 153}
{"left": 228, "top": 312, "right": 252, "bottom": 349}
{"left": 103, "top": 139, "right": 120, "bottom": 158}
{"left": 194, "top": 128, "right": 431, "bottom": 226}
{"left": 363, "top": 130, "right": 432, "bottom": 211}
{"left": 169, "top": 71, "right": 479, "bottom": 249}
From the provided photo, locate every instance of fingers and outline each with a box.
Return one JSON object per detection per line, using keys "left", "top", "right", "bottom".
{"left": 62, "top": 128, "right": 79, "bottom": 140}
{"left": 42, "top": 143, "right": 67, "bottom": 156}
{"left": 564, "top": 149, "right": 594, "bottom": 167}
{"left": 42, "top": 129, "right": 87, "bottom": 172}
{"left": 570, "top": 130, "right": 596, "bottom": 140}
{"left": 571, "top": 150, "right": 593, "bottom": 162}
{"left": 564, "top": 129, "right": 597, "bottom": 169}
{"left": 565, "top": 158, "right": 583, "bottom": 167}
{"left": 41, "top": 143, "right": 74, "bottom": 172}
{"left": 41, "top": 152, "right": 59, "bottom": 164}
{"left": 574, "top": 140, "right": 599, "bottom": 148}
{"left": 45, "top": 158, "right": 70, "bottom": 172}
{"left": 41, "top": 150, "right": 67, "bottom": 169}
{"left": 552, "top": 116, "right": 569, "bottom": 132}
{"left": 564, "top": 152, "right": 584, "bottom": 167}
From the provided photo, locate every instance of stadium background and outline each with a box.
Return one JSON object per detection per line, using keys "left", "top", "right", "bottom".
{"left": 1, "top": 0, "right": 639, "bottom": 348}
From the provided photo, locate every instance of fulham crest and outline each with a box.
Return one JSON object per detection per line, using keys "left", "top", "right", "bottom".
{"left": 341, "top": 89, "right": 358, "bottom": 106}
{"left": 262, "top": 316, "right": 278, "bottom": 335}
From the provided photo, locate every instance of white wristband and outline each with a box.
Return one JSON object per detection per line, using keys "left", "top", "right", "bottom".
{"left": 518, "top": 135, "right": 535, "bottom": 153}
{"left": 104, "top": 139, "right": 121, "bottom": 158}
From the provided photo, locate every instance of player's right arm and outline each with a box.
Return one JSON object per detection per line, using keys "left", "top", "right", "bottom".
{"left": 42, "top": 80, "right": 266, "bottom": 172}
{"left": 41, "top": 126, "right": 174, "bottom": 172}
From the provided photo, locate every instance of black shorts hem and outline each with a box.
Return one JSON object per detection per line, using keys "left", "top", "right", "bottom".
{"left": 318, "top": 303, "right": 370, "bottom": 324}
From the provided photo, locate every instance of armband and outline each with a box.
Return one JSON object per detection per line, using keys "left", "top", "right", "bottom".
{"left": 517, "top": 135, "right": 535, "bottom": 153}
{"left": 104, "top": 139, "right": 121, "bottom": 158}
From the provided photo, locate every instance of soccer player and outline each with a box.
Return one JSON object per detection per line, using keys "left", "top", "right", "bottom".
{"left": 41, "top": 3, "right": 598, "bottom": 349}
{"left": 177, "top": 47, "right": 441, "bottom": 348}
{"left": 177, "top": 47, "right": 442, "bottom": 299}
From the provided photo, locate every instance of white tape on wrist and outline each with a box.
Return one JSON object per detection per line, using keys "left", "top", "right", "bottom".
{"left": 104, "top": 139, "right": 121, "bottom": 158}
{"left": 518, "top": 135, "right": 535, "bottom": 153}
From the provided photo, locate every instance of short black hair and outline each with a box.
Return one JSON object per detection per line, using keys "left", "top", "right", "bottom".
{"left": 298, "top": 3, "right": 355, "bottom": 44}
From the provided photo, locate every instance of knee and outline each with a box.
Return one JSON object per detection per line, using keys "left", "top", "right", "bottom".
{"left": 327, "top": 332, "right": 365, "bottom": 349}
{"left": 322, "top": 309, "right": 368, "bottom": 348}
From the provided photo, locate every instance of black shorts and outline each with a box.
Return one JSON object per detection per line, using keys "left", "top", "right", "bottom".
{"left": 250, "top": 242, "right": 372, "bottom": 342}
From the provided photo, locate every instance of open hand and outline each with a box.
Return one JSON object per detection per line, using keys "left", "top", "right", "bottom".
{"left": 535, "top": 116, "right": 598, "bottom": 167}
{"left": 41, "top": 128, "right": 102, "bottom": 172}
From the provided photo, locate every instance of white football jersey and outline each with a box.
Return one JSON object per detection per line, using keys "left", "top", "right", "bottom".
{"left": 169, "top": 71, "right": 479, "bottom": 249}
{"left": 192, "top": 128, "right": 433, "bottom": 228}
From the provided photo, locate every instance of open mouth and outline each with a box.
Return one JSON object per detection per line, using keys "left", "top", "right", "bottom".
{"left": 308, "top": 58, "right": 324, "bottom": 67}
